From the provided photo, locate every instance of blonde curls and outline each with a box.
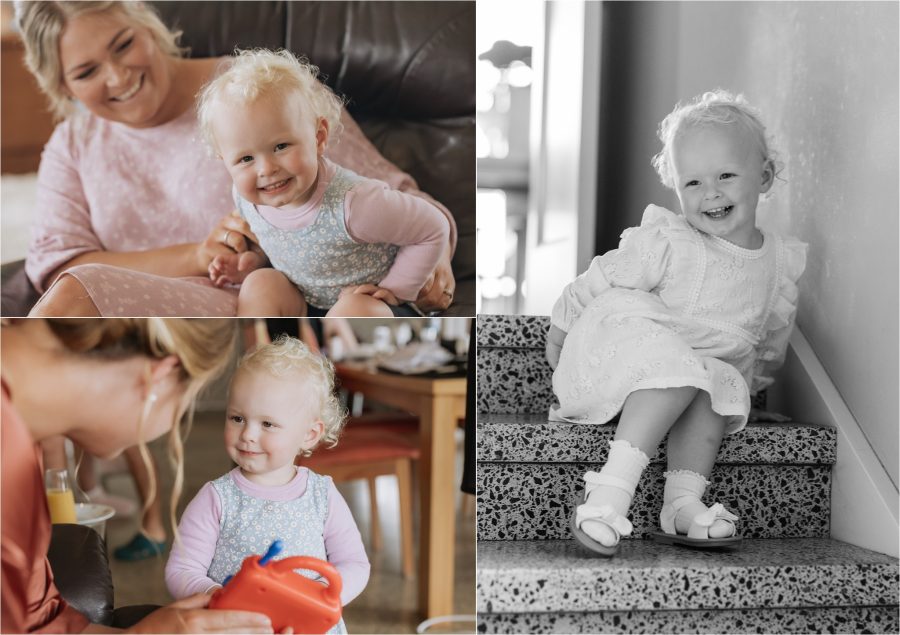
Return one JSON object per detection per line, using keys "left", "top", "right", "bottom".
{"left": 197, "top": 48, "right": 344, "bottom": 154}
{"left": 47, "top": 318, "right": 238, "bottom": 542}
{"left": 235, "top": 334, "right": 347, "bottom": 458}
{"left": 651, "top": 89, "right": 784, "bottom": 191}
{"left": 14, "top": 0, "right": 187, "bottom": 121}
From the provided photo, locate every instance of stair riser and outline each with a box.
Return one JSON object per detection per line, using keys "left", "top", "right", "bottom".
{"left": 478, "top": 419, "right": 837, "bottom": 464}
{"left": 478, "top": 463, "right": 830, "bottom": 540}
{"left": 477, "top": 607, "right": 900, "bottom": 634}
{"left": 477, "top": 347, "right": 553, "bottom": 414}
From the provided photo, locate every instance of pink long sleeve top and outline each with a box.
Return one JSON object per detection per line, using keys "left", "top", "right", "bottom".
{"left": 165, "top": 467, "right": 369, "bottom": 605}
{"left": 251, "top": 158, "right": 450, "bottom": 301}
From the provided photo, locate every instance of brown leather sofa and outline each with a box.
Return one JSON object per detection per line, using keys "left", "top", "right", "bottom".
{"left": 0, "top": 0, "right": 475, "bottom": 316}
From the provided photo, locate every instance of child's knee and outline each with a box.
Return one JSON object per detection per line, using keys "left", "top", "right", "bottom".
{"left": 30, "top": 274, "right": 100, "bottom": 317}
{"left": 327, "top": 293, "right": 393, "bottom": 317}
{"left": 238, "top": 269, "right": 304, "bottom": 315}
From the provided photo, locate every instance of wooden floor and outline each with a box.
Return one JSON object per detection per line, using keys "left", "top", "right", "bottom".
{"left": 102, "top": 410, "right": 476, "bottom": 634}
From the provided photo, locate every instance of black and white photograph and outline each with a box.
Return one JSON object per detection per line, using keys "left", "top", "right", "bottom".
{"left": 475, "top": 1, "right": 899, "bottom": 633}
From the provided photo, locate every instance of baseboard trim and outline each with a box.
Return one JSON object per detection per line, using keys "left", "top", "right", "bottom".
{"left": 768, "top": 328, "right": 899, "bottom": 557}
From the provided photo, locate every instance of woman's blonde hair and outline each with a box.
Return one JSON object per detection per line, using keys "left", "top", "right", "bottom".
{"left": 235, "top": 334, "right": 346, "bottom": 457}
{"left": 651, "top": 89, "right": 784, "bottom": 191}
{"left": 47, "top": 318, "right": 237, "bottom": 540}
{"left": 197, "top": 48, "right": 344, "bottom": 153}
{"left": 14, "top": 0, "right": 186, "bottom": 121}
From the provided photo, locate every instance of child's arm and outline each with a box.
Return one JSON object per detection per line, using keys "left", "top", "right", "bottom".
{"left": 343, "top": 183, "right": 451, "bottom": 303}
{"left": 322, "top": 480, "right": 371, "bottom": 605}
{"left": 551, "top": 208, "right": 674, "bottom": 333}
{"left": 546, "top": 324, "right": 567, "bottom": 370}
{"left": 164, "top": 483, "right": 225, "bottom": 598}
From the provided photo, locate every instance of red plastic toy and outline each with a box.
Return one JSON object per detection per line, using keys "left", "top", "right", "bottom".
{"left": 209, "top": 541, "right": 342, "bottom": 633}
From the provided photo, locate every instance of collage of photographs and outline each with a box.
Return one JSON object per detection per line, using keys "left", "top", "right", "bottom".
{"left": 0, "top": 1, "right": 897, "bottom": 634}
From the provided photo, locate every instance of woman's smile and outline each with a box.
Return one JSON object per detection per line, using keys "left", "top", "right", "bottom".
{"left": 110, "top": 74, "right": 144, "bottom": 102}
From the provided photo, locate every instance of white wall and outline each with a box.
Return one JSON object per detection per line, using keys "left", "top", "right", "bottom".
{"left": 595, "top": 1, "right": 899, "bottom": 486}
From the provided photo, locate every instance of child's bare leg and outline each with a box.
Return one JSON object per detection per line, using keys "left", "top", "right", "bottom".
{"left": 327, "top": 294, "right": 393, "bottom": 317}
{"left": 662, "top": 391, "right": 734, "bottom": 538}
{"left": 580, "top": 386, "right": 698, "bottom": 546}
{"left": 236, "top": 269, "right": 306, "bottom": 317}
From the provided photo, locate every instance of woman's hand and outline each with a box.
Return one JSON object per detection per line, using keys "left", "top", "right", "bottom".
{"left": 416, "top": 248, "right": 456, "bottom": 313}
{"left": 126, "top": 592, "right": 273, "bottom": 634}
{"left": 197, "top": 212, "right": 260, "bottom": 274}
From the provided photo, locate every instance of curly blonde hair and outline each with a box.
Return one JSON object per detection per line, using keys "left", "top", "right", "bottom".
{"left": 235, "top": 335, "right": 346, "bottom": 457}
{"left": 651, "top": 89, "right": 784, "bottom": 191}
{"left": 14, "top": 1, "right": 187, "bottom": 121}
{"left": 197, "top": 48, "right": 344, "bottom": 154}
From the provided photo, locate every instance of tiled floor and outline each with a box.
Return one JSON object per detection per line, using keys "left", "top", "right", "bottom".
{"left": 101, "top": 410, "right": 476, "bottom": 634}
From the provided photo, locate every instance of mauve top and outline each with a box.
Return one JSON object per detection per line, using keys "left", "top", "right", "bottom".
{"left": 1, "top": 381, "right": 90, "bottom": 634}
{"left": 26, "top": 98, "right": 455, "bottom": 315}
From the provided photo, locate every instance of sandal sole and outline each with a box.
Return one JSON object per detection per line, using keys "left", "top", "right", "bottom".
{"left": 570, "top": 512, "right": 619, "bottom": 557}
{"left": 649, "top": 530, "right": 743, "bottom": 551}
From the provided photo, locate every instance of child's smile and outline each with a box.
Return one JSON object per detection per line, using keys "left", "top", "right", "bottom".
{"left": 225, "top": 367, "right": 324, "bottom": 487}
{"left": 671, "top": 124, "right": 773, "bottom": 249}
{"left": 211, "top": 93, "right": 328, "bottom": 210}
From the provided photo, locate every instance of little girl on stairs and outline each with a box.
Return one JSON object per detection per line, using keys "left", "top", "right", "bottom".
{"left": 546, "top": 90, "right": 807, "bottom": 555}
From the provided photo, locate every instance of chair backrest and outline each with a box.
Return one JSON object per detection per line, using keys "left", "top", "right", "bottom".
{"left": 47, "top": 523, "right": 114, "bottom": 625}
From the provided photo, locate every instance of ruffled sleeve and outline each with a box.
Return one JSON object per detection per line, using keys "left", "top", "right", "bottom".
{"left": 551, "top": 205, "right": 680, "bottom": 332}
{"left": 751, "top": 236, "right": 808, "bottom": 394}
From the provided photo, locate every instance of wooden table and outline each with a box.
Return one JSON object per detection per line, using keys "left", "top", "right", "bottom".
{"left": 334, "top": 362, "right": 468, "bottom": 619}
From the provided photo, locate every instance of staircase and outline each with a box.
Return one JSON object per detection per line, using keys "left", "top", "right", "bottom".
{"left": 476, "top": 315, "right": 899, "bottom": 634}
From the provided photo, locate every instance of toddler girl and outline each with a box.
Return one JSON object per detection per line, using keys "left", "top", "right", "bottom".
{"left": 546, "top": 90, "right": 807, "bottom": 555}
{"left": 197, "top": 49, "right": 450, "bottom": 317}
{"left": 165, "top": 336, "right": 368, "bottom": 633}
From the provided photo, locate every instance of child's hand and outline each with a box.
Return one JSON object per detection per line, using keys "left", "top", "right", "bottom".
{"left": 340, "top": 284, "right": 400, "bottom": 306}
{"left": 546, "top": 324, "right": 567, "bottom": 370}
{"left": 209, "top": 250, "right": 267, "bottom": 287}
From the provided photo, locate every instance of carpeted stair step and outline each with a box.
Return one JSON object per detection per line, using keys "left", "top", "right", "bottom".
{"left": 477, "top": 414, "right": 835, "bottom": 540}
{"left": 477, "top": 538, "right": 900, "bottom": 634}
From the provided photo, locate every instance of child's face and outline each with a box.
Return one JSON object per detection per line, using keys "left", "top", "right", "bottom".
{"left": 225, "top": 366, "right": 325, "bottom": 486}
{"left": 211, "top": 92, "right": 328, "bottom": 209}
{"left": 670, "top": 124, "right": 773, "bottom": 249}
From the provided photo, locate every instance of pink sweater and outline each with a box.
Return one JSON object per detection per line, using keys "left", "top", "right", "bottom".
{"left": 165, "top": 467, "right": 369, "bottom": 605}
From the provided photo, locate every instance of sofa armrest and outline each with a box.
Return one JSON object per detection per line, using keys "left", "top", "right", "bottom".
{"left": 47, "top": 524, "right": 115, "bottom": 626}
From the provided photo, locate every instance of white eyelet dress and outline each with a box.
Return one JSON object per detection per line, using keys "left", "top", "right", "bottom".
{"left": 551, "top": 205, "right": 807, "bottom": 435}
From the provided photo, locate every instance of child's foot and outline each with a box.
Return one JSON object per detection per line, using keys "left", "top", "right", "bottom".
{"left": 659, "top": 469, "right": 738, "bottom": 541}
{"left": 671, "top": 499, "right": 735, "bottom": 538}
{"left": 572, "top": 439, "right": 650, "bottom": 553}
{"left": 580, "top": 484, "right": 633, "bottom": 546}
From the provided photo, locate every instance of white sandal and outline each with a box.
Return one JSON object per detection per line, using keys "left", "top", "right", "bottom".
{"left": 651, "top": 499, "right": 742, "bottom": 550}
{"left": 571, "top": 471, "right": 634, "bottom": 556}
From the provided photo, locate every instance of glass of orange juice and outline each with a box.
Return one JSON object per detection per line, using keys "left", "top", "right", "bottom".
{"left": 45, "top": 468, "right": 77, "bottom": 524}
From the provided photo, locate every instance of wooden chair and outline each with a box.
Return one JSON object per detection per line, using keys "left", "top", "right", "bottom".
{"left": 298, "top": 420, "right": 419, "bottom": 578}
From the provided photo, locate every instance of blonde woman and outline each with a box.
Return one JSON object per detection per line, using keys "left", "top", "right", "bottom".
{"left": 1, "top": 318, "right": 273, "bottom": 633}
{"left": 15, "top": 1, "right": 457, "bottom": 317}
